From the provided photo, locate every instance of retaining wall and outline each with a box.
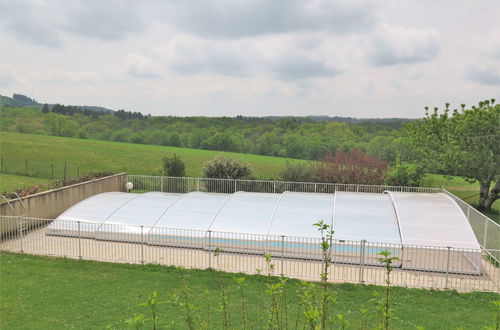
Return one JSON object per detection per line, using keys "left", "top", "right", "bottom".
{"left": 0, "top": 173, "right": 127, "bottom": 235}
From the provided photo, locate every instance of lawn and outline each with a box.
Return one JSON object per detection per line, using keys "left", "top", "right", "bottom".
{"left": 0, "top": 252, "right": 498, "bottom": 329}
{"left": 0, "top": 131, "right": 302, "bottom": 179}
{"left": 0, "top": 173, "right": 49, "bottom": 196}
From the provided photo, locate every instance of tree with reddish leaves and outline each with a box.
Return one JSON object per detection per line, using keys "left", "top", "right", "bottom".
{"left": 316, "top": 149, "right": 388, "bottom": 185}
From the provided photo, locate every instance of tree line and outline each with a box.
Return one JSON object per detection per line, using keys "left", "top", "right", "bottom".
{"left": 0, "top": 106, "right": 410, "bottom": 162}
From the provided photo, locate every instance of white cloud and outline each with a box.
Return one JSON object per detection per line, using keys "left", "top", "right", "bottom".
{"left": 370, "top": 24, "right": 441, "bottom": 66}
{"left": 126, "top": 55, "right": 163, "bottom": 79}
{"left": 0, "top": 66, "right": 16, "bottom": 87}
{"left": 467, "top": 63, "right": 500, "bottom": 85}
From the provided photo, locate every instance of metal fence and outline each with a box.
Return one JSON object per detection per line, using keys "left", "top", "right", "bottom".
{"left": 127, "top": 175, "right": 442, "bottom": 195}
{"left": 1, "top": 216, "right": 498, "bottom": 293}
{"left": 443, "top": 189, "right": 500, "bottom": 262}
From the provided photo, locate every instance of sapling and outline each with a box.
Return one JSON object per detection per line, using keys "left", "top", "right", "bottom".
{"left": 214, "top": 247, "right": 231, "bottom": 329}
{"left": 377, "top": 250, "right": 399, "bottom": 330}
{"left": 235, "top": 277, "right": 251, "bottom": 329}
{"left": 138, "top": 290, "right": 164, "bottom": 330}
{"left": 313, "top": 220, "right": 334, "bottom": 329}
{"left": 255, "top": 268, "right": 264, "bottom": 329}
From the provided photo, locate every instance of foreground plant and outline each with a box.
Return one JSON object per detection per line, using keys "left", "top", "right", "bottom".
{"left": 138, "top": 290, "right": 164, "bottom": 330}
{"left": 214, "top": 247, "right": 231, "bottom": 329}
{"left": 314, "top": 220, "right": 334, "bottom": 329}
{"left": 376, "top": 250, "right": 399, "bottom": 330}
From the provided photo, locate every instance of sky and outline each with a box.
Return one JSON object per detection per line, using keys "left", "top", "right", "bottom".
{"left": 0, "top": 0, "right": 499, "bottom": 118}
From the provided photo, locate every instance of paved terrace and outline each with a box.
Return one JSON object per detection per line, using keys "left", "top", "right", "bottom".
{"left": 1, "top": 227, "right": 498, "bottom": 293}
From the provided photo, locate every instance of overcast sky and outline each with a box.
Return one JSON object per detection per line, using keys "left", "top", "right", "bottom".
{"left": 1, "top": 0, "right": 499, "bottom": 118}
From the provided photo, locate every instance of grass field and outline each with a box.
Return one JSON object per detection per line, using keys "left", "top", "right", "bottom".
{"left": 0, "top": 131, "right": 301, "bottom": 179}
{"left": 0, "top": 173, "right": 49, "bottom": 196}
{"left": 1, "top": 131, "right": 497, "bottom": 220}
{"left": 0, "top": 252, "right": 498, "bottom": 329}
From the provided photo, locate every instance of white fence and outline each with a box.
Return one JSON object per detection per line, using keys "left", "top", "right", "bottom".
{"left": 127, "top": 175, "right": 442, "bottom": 194}
{"left": 1, "top": 216, "right": 498, "bottom": 293}
{"left": 442, "top": 189, "right": 500, "bottom": 263}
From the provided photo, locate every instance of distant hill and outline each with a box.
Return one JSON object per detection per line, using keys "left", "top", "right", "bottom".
{"left": 0, "top": 94, "right": 115, "bottom": 114}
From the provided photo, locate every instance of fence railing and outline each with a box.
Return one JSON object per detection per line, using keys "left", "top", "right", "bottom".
{"left": 442, "top": 189, "right": 500, "bottom": 262}
{"left": 1, "top": 216, "right": 498, "bottom": 293}
{"left": 0, "top": 156, "right": 87, "bottom": 181}
{"left": 127, "top": 175, "right": 442, "bottom": 195}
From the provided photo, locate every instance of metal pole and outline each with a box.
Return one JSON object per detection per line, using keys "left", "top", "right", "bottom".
{"left": 25, "top": 160, "right": 28, "bottom": 176}
{"left": 281, "top": 235, "right": 285, "bottom": 277}
{"left": 314, "top": 183, "right": 317, "bottom": 194}
{"left": 234, "top": 180, "right": 237, "bottom": 193}
{"left": 359, "top": 240, "right": 366, "bottom": 283}
{"left": 64, "top": 161, "right": 67, "bottom": 180}
{"left": 445, "top": 247, "right": 451, "bottom": 289}
{"left": 140, "top": 225, "right": 144, "bottom": 264}
{"left": 161, "top": 177, "right": 164, "bottom": 192}
{"left": 18, "top": 216, "right": 24, "bottom": 253}
{"left": 483, "top": 216, "right": 489, "bottom": 249}
{"left": 197, "top": 178, "right": 200, "bottom": 191}
{"left": 77, "top": 221, "right": 82, "bottom": 259}
{"left": 208, "top": 230, "right": 212, "bottom": 269}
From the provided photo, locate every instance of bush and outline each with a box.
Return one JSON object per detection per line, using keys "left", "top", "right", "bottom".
{"left": 386, "top": 161, "right": 425, "bottom": 187}
{"left": 280, "top": 161, "right": 317, "bottom": 182}
{"left": 316, "top": 149, "right": 388, "bottom": 185}
{"left": 203, "top": 155, "right": 252, "bottom": 179}
{"left": 162, "top": 153, "right": 186, "bottom": 177}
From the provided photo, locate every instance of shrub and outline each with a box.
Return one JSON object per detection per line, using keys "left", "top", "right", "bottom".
{"left": 316, "top": 149, "right": 388, "bottom": 185}
{"left": 162, "top": 153, "right": 186, "bottom": 177}
{"left": 386, "top": 161, "right": 425, "bottom": 187}
{"left": 202, "top": 155, "right": 252, "bottom": 179}
{"left": 280, "top": 161, "right": 317, "bottom": 182}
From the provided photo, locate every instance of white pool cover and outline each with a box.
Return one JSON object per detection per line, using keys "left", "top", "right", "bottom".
{"left": 47, "top": 191, "right": 482, "bottom": 274}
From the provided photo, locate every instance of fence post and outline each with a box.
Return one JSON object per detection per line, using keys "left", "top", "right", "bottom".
{"left": 445, "top": 247, "right": 451, "bottom": 289}
{"left": 314, "top": 183, "right": 317, "bottom": 194}
{"left": 25, "top": 160, "right": 28, "bottom": 176}
{"left": 273, "top": 181, "right": 276, "bottom": 194}
{"left": 482, "top": 216, "right": 489, "bottom": 249}
{"left": 18, "top": 216, "right": 24, "bottom": 253}
{"left": 161, "top": 177, "right": 164, "bottom": 192}
{"left": 280, "top": 235, "right": 285, "bottom": 277}
{"left": 197, "top": 178, "right": 200, "bottom": 192}
{"left": 140, "top": 225, "right": 144, "bottom": 265}
{"left": 359, "top": 240, "right": 366, "bottom": 283}
{"left": 51, "top": 163, "right": 54, "bottom": 180}
{"left": 64, "top": 161, "right": 67, "bottom": 180}
{"left": 208, "top": 230, "right": 212, "bottom": 269}
{"left": 77, "top": 221, "right": 82, "bottom": 259}
{"left": 234, "top": 180, "right": 237, "bottom": 193}
{"left": 77, "top": 167, "right": 80, "bottom": 178}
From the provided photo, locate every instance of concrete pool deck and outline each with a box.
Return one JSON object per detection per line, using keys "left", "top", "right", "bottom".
{"left": 1, "top": 227, "right": 498, "bottom": 293}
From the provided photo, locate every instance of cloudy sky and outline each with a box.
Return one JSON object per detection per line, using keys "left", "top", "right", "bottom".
{"left": 1, "top": 0, "right": 499, "bottom": 118}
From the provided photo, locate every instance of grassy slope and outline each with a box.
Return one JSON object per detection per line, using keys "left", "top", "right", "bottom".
{"left": 1, "top": 131, "right": 497, "bottom": 219}
{"left": 0, "top": 173, "right": 49, "bottom": 195}
{"left": 0, "top": 131, "right": 300, "bottom": 179}
{"left": 1, "top": 252, "right": 498, "bottom": 329}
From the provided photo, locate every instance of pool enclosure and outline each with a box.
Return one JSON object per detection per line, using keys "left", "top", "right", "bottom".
{"left": 47, "top": 191, "right": 482, "bottom": 274}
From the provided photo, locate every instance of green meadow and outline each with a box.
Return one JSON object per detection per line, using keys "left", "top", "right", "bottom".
{"left": 0, "top": 252, "right": 498, "bottom": 329}
{"left": 0, "top": 131, "right": 302, "bottom": 179}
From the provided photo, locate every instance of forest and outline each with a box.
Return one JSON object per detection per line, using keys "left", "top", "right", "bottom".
{"left": 0, "top": 105, "right": 411, "bottom": 163}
